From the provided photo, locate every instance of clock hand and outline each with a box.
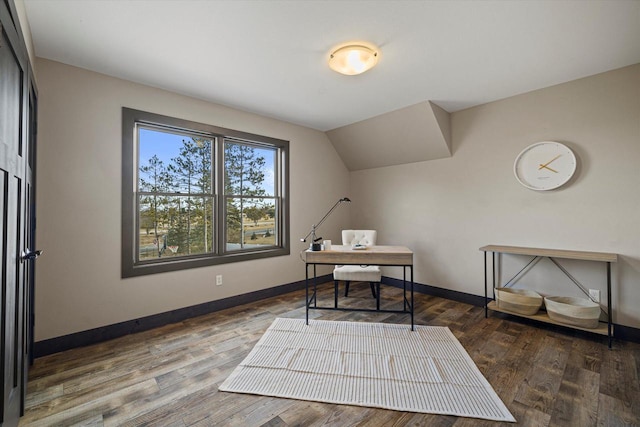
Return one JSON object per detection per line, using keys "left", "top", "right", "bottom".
{"left": 538, "top": 154, "right": 562, "bottom": 170}
{"left": 539, "top": 164, "right": 558, "bottom": 173}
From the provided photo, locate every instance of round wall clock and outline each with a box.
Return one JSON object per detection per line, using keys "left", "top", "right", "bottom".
{"left": 513, "top": 141, "right": 577, "bottom": 191}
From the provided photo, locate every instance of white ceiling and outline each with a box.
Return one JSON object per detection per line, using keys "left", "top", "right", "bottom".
{"left": 23, "top": 0, "right": 640, "bottom": 131}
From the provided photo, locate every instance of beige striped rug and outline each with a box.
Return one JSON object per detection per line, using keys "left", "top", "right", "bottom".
{"left": 219, "top": 318, "right": 515, "bottom": 422}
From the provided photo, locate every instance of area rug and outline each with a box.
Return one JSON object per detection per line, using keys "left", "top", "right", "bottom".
{"left": 219, "top": 318, "right": 515, "bottom": 422}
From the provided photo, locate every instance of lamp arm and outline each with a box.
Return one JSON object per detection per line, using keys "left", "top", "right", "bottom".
{"left": 300, "top": 197, "right": 350, "bottom": 242}
{"left": 313, "top": 199, "right": 343, "bottom": 232}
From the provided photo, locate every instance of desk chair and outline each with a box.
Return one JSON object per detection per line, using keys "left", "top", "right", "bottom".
{"left": 333, "top": 230, "right": 381, "bottom": 301}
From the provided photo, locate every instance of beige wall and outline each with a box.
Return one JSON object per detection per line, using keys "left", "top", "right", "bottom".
{"left": 35, "top": 58, "right": 640, "bottom": 341}
{"left": 351, "top": 64, "right": 640, "bottom": 329}
{"left": 34, "top": 59, "right": 350, "bottom": 341}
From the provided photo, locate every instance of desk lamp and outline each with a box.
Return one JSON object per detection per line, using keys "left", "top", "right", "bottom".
{"left": 300, "top": 197, "right": 351, "bottom": 251}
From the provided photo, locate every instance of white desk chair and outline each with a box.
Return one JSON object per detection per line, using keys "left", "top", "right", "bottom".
{"left": 333, "top": 230, "right": 381, "bottom": 299}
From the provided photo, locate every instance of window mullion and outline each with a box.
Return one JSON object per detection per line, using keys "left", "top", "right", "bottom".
{"left": 216, "top": 137, "right": 225, "bottom": 255}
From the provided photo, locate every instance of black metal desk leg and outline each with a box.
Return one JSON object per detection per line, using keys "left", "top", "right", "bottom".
{"left": 313, "top": 264, "right": 317, "bottom": 307}
{"left": 411, "top": 266, "right": 414, "bottom": 331}
{"left": 403, "top": 267, "right": 407, "bottom": 311}
{"left": 607, "top": 261, "right": 612, "bottom": 349}
{"left": 484, "top": 251, "right": 488, "bottom": 318}
{"left": 305, "top": 263, "right": 309, "bottom": 325}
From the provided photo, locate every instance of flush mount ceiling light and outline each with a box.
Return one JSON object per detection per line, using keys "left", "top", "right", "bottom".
{"left": 328, "top": 43, "right": 379, "bottom": 75}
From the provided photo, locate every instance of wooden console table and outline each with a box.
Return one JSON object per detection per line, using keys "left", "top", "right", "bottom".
{"left": 480, "top": 245, "right": 617, "bottom": 348}
{"left": 304, "top": 245, "right": 414, "bottom": 329}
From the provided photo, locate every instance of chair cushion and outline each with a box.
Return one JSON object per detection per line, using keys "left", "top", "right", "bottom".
{"left": 342, "top": 230, "right": 377, "bottom": 247}
{"left": 333, "top": 265, "right": 381, "bottom": 282}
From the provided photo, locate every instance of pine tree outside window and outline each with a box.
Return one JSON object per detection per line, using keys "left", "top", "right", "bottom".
{"left": 122, "top": 108, "right": 289, "bottom": 277}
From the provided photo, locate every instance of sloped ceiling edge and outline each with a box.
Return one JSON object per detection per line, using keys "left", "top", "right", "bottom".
{"left": 326, "top": 101, "right": 451, "bottom": 171}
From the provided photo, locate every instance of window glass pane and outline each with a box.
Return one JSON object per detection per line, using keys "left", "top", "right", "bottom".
{"left": 138, "top": 128, "right": 182, "bottom": 193}
{"left": 224, "top": 141, "right": 276, "bottom": 197}
{"left": 137, "top": 127, "right": 214, "bottom": 261}
{"left": 139, "top": 128, "right": 213, "bottom": 195}
{"left": 226, "top": 197, "right": 277, "bottom": 251}
{"left": 138, "top": 193, "right": 170, "bottom": 260}
{"left": 167, "top": 137, "right": 213, "bottom": 194}
{"left": 139, "top": 195, "right": 214, "bottom": 260}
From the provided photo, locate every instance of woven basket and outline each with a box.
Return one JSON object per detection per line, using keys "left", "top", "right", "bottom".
{"left": 544, "top": 296, "right": 600, "bottom": 329}
{"left": 495, "top": 287, "right": 543, "bottom": 315}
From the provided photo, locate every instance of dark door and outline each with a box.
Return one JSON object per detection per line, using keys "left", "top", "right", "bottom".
{"left": 0, "top": 3, "right": 37, "bottom": 425}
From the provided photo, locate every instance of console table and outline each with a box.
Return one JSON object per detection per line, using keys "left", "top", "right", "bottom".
{"left": 480, "top": 245, "right": 617, "bottom": 348}
{"left": 304, "top": 245, "right": 414, "bottom": 329}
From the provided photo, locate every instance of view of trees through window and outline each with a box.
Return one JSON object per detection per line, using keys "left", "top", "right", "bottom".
{"left": 122, "top": 108, "right": 289, "bottom": 277}
{"left": 137, "top": 128, "right": 277, "bottom": 261}
{"left": 224, "top": 140, "right": 277, "bottom": 251}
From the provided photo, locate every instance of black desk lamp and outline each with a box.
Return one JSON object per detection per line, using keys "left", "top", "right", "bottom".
{"left": 300, "top": 197, "right": 351, "bottom": 251}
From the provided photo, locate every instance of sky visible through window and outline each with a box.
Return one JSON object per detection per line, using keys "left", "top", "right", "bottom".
{"left": 138, "top": 128, "right": 275, "bottom": 192}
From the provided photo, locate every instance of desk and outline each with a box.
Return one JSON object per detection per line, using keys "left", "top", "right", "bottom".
{"left": 304, "top": 245, "right": 414, "bottom": 329}
{"left": 480, "top": 245, "right": 617, "bottom": 348}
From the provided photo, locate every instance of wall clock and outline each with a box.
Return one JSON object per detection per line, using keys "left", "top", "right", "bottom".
{"left": 513, "top": 141, "right": 576, "bottom": 191}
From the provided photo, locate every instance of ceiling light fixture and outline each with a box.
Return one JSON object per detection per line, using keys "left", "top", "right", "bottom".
{"left": 328, "top": 43, "right": 379, "bottom": 76}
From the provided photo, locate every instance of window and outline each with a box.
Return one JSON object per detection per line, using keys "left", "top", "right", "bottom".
{"left": 122, "top": 108, "right": 289, "bottom": 277}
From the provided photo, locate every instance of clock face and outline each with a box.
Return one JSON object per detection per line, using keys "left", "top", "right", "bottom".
{"left": 514, "top": 142, "right": 576, "bottom": 191}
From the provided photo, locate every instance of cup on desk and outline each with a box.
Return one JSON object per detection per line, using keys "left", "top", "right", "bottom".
{"left": 323, "top": 240, "right": 332, "bottom": 250}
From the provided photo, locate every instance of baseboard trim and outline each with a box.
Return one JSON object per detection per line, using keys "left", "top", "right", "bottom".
{"left": 34, "top": 274, "right": 640, "bottom": 357}
{"left": 612, "top": 323, "right": 640, "bottom": 343}
{"left": 33, "top": 274, "right": 330, "bottom": 358}
{"left": 381, "top": 276, "right": 486, "bottom": 307}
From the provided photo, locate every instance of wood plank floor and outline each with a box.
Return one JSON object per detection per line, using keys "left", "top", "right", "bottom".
{"left": 21, "top": 283, "right": 640, "bottom": 426}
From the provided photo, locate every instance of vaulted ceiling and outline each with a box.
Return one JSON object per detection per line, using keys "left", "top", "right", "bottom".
{"left": 23, "top": 0, "right": 640, "bottom": 169}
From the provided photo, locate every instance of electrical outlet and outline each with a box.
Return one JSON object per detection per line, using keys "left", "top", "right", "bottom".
{"left": 589, "top": 289, "right": 600, "bottom": 303}
{"left": 216, "top": 275, "right": 223, "bottom": 286}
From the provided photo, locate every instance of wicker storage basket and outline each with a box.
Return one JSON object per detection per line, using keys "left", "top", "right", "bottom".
{"left": 544, "top": 296, "right": 600, "bottom": 329}
{"left": 495, "top": 287, "right": 543, "bottom": 315}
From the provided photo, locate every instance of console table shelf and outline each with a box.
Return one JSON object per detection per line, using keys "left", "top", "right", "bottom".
{"left": 480, "top": 245, "right": 617, "bottom": 348}
{"left": 487, "top": 301, "right": 610, "bottom": 336}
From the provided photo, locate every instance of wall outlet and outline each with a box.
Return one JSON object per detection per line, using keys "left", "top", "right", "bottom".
{"left": 589, "top": 289, "right": 600, "bottom": 303}
{"left": 216, "top": 275, "right": 223, "bottom": 286}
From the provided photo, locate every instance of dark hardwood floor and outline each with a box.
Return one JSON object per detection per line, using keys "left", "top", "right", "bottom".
{"left": 21, "top": 283, "right": 640, "bottom": 426}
